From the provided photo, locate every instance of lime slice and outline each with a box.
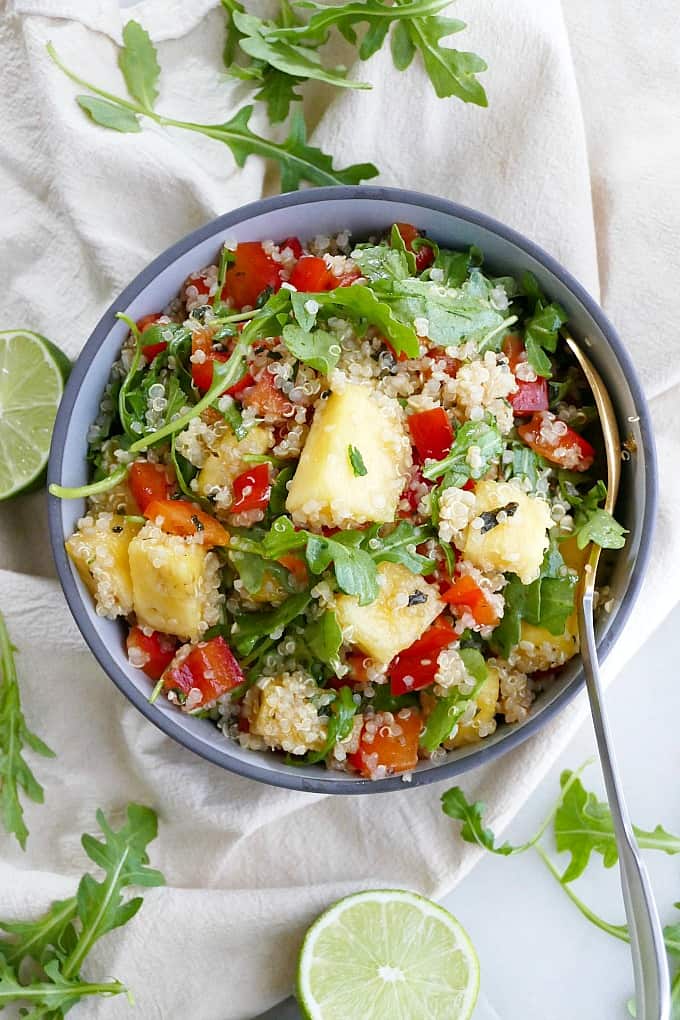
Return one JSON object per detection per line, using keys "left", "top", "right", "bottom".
{"left": 297, "top": 889, "right": 480, "bottom": 1020}
{"left": 0, "top": 329, "right": 70, "bottom": 500}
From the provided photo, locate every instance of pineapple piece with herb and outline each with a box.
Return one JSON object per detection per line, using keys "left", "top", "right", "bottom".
{"left": 335, "top": 562, "right": 443, "bottom": 665}
{"left": 196, "top": 424, "right": 273, "bottom": 502}
{"left": 447, "top": 666, "right": 500, "bottom": 748}
{"left": 286, "top": 383, "right": 411, "bottom": 529}
{"left": 66, "top": 513, "right": 140, "bottom": 620}
{"left": 128, "top": 523, "right": 222, "bottom": 641}
{"left": 462, "top": 479, "right": 552, "bottom": 585}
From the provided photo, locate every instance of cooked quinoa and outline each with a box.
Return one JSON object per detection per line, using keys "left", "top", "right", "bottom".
{"left": 62, "top": 223, "right": 625, "bottom": 779}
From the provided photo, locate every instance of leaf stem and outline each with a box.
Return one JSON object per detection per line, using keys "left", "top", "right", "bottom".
{"left": 46, "top": 43, "right": 144, "bottom": 116}
{"left": 534, "top": 845, "right": 630, "bottom": 943}
{"left": 0, "top": 979, "right": 127, "bottom": 1004}
{"left": 49, "top": 465, "right": 129, "bottom": 501}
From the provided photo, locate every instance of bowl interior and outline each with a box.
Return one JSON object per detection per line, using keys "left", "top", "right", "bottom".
{"left": 48, "top": 187, "right": 655, "bottom": 793}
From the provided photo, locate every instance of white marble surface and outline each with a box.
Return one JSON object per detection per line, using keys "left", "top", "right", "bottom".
{"left": 442, "top": 604, "right": 680, "bottom": 1019}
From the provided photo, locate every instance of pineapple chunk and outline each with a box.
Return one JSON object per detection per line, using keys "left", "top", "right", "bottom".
{"left": 462, "top": 479, "right": 552, "bottom": 584}
{"left": 285, "top": 383, "right": 412, "bottom": 529}
{"left": 335, "top": 562, "right": 443, "bottom": 664}
{"left": 509, "top": 616, "right": 579, "bottom": 673}
{"left": 196, "top": 424, "right": 273, "bottom": 502}
{"left": 447, "top": 666, "right": 500, "bottom": 748}
{"left": 248, "top": 671, "right": 328, "bottom": 755}
{"left": 66, "top": 513, "right": 140, "bottom": 619}
{"left": 128, "top": 523, "right": 222, "bottom": 640}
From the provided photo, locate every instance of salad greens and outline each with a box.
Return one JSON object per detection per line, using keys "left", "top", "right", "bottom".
{"left": 0, "top": 611, "right": 54, "bottom": 849}
{"left": 0, "top": 804, "right": 164, "bottom": 1017}
{"left": 420, "top": 648, "right": 488, "bottom": 752}
{"left": 442, "top": 765, "right": 680, "bottom": 1015}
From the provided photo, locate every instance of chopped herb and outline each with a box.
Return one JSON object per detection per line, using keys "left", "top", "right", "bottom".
{"left": 479, "top": 501, "right": 519, "bottom": 533}
{"left": 348, "top": 445, "right": 368, "bottom": 477}
{"left": 407, "top": 590, "right": 427, "bottom": 606}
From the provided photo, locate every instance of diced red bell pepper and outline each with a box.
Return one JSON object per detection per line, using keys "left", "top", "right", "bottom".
{"left": 393, "top": 222, "right": 435, "bottom": 272}
{"left": 384, "top": 339, "right": 409, "bottom": 364}
{"left": 430, "top": 353, "right": 461, "bottom": 379}
{"left": 407, "top": 408, "right": 454, "bottom": 462}
{"left": 143, "top": 498, "right": 229, "bottom": 547}
{"left": 129, "top": 461, "right": 173, "bottom": 513}
{"left": 185, "top": 271, "right": 212, "bottom": 300}
{"left": 190, "top": 332, "right": 253, "bottom": 396}
{"left": 502, "top": 334, "right": 549, "bottom": 414}
{"left": 162, "top": 637, "right": 245, "bottom": 708}
{"left": 127, "top": 627, "right": 177, "bottom": 681}
{"left": 288, "top": 255, "right": 335, "bottom": 292}
{"left": 441, "top": 575, "right": 499, "bottom": 627}
{"left": 137, "top": 313, "right": 168, "bottom": 360}
{"left": 230, "top": 463, "right": 271, "bottom": 513}
{"left": 389, "top": 617, "right": 456, "bottom": 696}
{"left": 518, "top": 411, "right": 595, "bottom": 472}
{"left": 280, "top": 236, "right": 303, "bottom": 258}
{"left": 241, "top": 369, "right": 290, "bottom": 420}
{"left": 347, "top": 710, "right": 422, "bottom": 776}
{"left": 336, "top": 266, "right": 362, "bottom": 287}
{"left": 222, "top": 242, "right": 282, "bottom": 310}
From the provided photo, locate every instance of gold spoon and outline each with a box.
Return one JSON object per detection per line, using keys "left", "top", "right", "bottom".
{"left": 563, "top": 330, "right": 670, "bottom": 1020}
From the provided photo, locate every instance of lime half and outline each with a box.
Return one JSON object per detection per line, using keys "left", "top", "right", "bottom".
{"left": 297, "top": 889, "right": 480, "bottom": 1020}
{"left": 0, "top": 329, "right": 70, "bottom": 500}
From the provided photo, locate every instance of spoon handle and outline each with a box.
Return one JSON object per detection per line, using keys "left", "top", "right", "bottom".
{"left": 578, "top": 592, "right": 670, "bottom": 1020}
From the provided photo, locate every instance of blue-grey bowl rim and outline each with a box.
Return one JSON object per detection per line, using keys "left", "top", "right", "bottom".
{"left": 47, "top": 184, "right": 657, "bottom": 795}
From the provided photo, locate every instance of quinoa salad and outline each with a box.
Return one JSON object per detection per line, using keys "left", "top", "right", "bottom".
{"left": 61, "top": 224, "right": 626, "bottom": 780}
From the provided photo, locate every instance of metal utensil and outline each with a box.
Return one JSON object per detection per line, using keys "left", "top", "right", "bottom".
{"left": 564, "top": 331, "right": 670, "bottom": 1020}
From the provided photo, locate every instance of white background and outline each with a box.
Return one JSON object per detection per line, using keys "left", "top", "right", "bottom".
{"left": 444, "top": 604, "right": 680, "bottom": 1019}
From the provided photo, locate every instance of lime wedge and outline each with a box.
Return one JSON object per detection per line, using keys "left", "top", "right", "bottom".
{"left": 297, "top": 889, "right": 480, "bottom": 1020}
{"left": 0, "top": 329, "right": 70, "bottom": 500}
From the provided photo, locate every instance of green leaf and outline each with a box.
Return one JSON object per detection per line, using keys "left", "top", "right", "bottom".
{"left": 383, "top": 275, "right": 505, "bottom": 350}
{"left": 0, "top": 958, "right": 126, "bottom": 1010}
{"left": 269, "top": 0, "right": 450, "bottom": 48}
{"left": 0, "top": 612, "right": 55, "bottom": 849}
{"left": 576, "top": 508, "right": 626, "bottom": 550}
{"left": 305, "top": 611, "right": 343, "bottom": 664}
{"left": 234, "top": 11, "right": 370, "bottom": 91}
{"left": 254, "top": 68, "right": 303, "bottom": 123}
{"left": 420, "top": 649, "right": 487, "bottom": 751}
{"left": 76, "top": 95, "right": 141, "bottom": 133}
{"left": 441, "top": 788, "right": 515, "bottom": 855}
{"left": 391, "top": 18, "right": 416, "bottom": 69}
{"left": 664, "top": 908, "right": 680, "bottom": 957}
{"left": 268, "top": 465, "right": 294, "bottom": 519}
{"left": 306, "top": 534, "right": 378, "bottom": 605}
{"left": 406, "top": 16, "right": 487, "bottom": 106}
{"left": 296, "top": 283, "right": 420, "bottom": 358}
{"left": 369, "top": 520, "right": 436, "bottom": 574}
{"left": 523, "top": 302, "right": 567, "bottom": 379}
{"left": 555, "top": 771, "right": 680, "bottom": 883}
{"left": 118, "top": 20, "right": 160, "bottom": 111}
{"left": 491, "top": 544, "right": 576, "bottom": 656}
{"left": 282, "top": 323, "right": 341, "bottom": 375}
{"left": 422, "top": 418, "right": 503, "bottom": 483}
{"left": 429, "top": 245, "right": 483, "bottom": 288}
{"left": 0, "top": 897, "right": 77, "bottom": 967}
{"left": 231, "top": 593, "right": 312, "bottom": 656}
{"left": 348, "top": 445, "right": 368, "bottom": 477}
{"left": 351, "top": 240, "right": 413, "bottom": 283}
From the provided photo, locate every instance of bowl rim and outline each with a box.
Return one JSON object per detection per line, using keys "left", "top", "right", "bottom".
{"left": 47, "top": 184, "right": 657, "bottom": 794}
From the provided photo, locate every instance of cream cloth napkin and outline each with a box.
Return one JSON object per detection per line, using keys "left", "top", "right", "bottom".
{"left": 1, "top": 1, "right": 679, "bottom": 1016}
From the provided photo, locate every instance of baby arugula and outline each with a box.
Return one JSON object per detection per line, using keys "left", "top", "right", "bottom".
{"left": 222, "top": 0, "right": 488, "bottom": 123}
{"left": 0, "top": 611, "right": 54, "bottom": 850}
{"left": 442, "top": 765, "right": 680, "bottom": 1015}
{"left": 46, "top": 21, "right": 377, "bottom": 192}
{"left": 0, "top": 803, "right": 164, "bottom": 1018}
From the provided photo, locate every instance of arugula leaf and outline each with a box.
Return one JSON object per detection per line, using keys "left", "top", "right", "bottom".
{"left": 232, "top": 593, "right": 312, "bottom": 657}
{"left": 428, "top": 245, "right": 482, "bottom": 288}
{"left": 383, "top": 276, "right": 505, "bottom": 349}
{"left": 48, "top": 45, "right": 378, "bottom": 192}
{"left": 402, "top": 15, "right": 487, "bottom": 106}
{"left": 391, "top": 18, "right": 416, "bottom": 69}
{"left": 287, "top": 685, "right": 356, "bottom": 765}
{"left": 422, "top": 419, "right": 503, "bottom": 483}
{"left": 523, "top": 302, "right": 567, "bottom": 379}
{"left": 491, "top": 544, "right": 576, "bottom": 657}
{"left": 565, "top": 482, "right": 627, "bottom": 551}
{"left": 351, "top": 241, "right": 413, "bottom": 283}
{"left": 117, "top": 20, "right": 160, "bottom": 111}
{"left": 348, "top": 445, "right": 368, "bottom": 476}
{"left": 555, "top": 771, "right": 680, "bottom": 883}
{"left": 254, "top": 68, "right": 303, "bottom": 123}
{"left": 76, "top": 95, "right": 141, "bottom": 132}
{"left": 441, "top": 788, "right": 516, "bottom": 856}
{"left": 665, "top": 908, "right": 680, "bottom": 957}
{"left": 282, "top": 323, "right": 341, "bottom": 374}
{"left": 420, "top": 648, "right": 487, "bottom": 751}
{"left": 307, "top": 533, "right": 378, "bottom": 605}
{"left": 369, "top": 520, "right": 436, "bottom": 574}
{"left": 269, "top": 0, "right": 449, "bottom": 48}
{"left": 503, "top": 441, "right": 546, "bottom": 490}
{"left": 293, "top": 285, "right": 419, "bottom": 358}
{"left": 305, "top": 610, "right": 343, "bottom": 664}
{"left": 234, "top": 11, "right": 370, "bottom": 91}
{"left": 0, "top": 804, "right": 163, "bottom": 1015}
{"left": 0, "top": 611, "right": 55, "bottom": 850}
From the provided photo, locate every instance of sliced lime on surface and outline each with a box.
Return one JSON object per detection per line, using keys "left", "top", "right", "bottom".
{"left": 297, "top": 889, "right": 480, "bottom": 1020}
{"left": 0, "top": 329, "right": 70, "bottom": 500}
